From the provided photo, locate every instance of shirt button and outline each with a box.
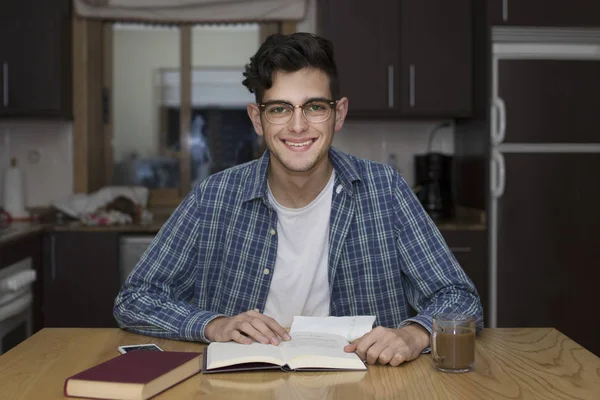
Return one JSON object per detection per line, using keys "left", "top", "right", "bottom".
{"left": 263, "top": 268, "right": 270, "bottom": 275}
{"left": 336, "top": 185, "right": 343, "bottom": 194}
{"left": 270, "top": 228, "right": 276, "bottom": 235}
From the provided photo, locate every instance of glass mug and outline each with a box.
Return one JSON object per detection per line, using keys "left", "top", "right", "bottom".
{"left": 431, "top": 313, "right": 476, "bottom": 373}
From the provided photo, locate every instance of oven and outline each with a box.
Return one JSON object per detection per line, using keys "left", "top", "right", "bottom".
{"left": 0, "top": 257, "right": 36, "bottom": 354}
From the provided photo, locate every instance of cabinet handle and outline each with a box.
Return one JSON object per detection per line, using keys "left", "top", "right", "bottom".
{"left": 502, "top": 0, "right": 508, "bottom": 22}
{"left": 387, "top": 65, "right": 394, "bottom": 108}
{"left": 409, "top": 64, "right": 415, "bottom": 108}
{"left": 450, "top": 246, "right": 472, "bottom": 253}
{"left": 2, "top": 62, "right": 7, "bottom": 107}
{"left": 50, "top": 235, "right": 57, "bottom": 282}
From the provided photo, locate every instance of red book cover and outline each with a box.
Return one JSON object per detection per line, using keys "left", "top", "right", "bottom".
{"left": 64, "top": 351, "right": 202, "bottom": 399}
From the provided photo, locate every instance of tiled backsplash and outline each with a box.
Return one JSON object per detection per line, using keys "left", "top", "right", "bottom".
{"left": 0, "top": 121, "right": 73, "bottom": 208}
{"left": 0, "top": 119, "right": 451, "bottom": 208}
{"left": 334, "top": 120, "right": 454, "bottom": 188}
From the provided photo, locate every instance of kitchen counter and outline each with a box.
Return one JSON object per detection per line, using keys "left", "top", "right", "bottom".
{"left": 0, "top": 207, "right": 485, "bottom": 245}
{"left": 0, "top": 223, "right": 45, "bottom": 247}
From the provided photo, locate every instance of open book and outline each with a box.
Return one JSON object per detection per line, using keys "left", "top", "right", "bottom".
{"left": 202, "top": 316, "right": 376, "bottom": 374}
{"left": 202, "top": 331, "right": 367, "bottom": 373}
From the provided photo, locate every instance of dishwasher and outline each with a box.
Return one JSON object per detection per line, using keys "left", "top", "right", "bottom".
{"left": 119, "top": 235, "right": 155, "bottom": 285}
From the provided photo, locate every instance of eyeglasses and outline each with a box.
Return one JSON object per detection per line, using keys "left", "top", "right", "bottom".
{"left": 259, "top": 99, "right": 337, "bottom": 125}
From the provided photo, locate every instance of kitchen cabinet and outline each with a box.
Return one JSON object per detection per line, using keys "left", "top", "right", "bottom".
{"left": 441, "top": 230, "right": 487, "bottom": 324}
{"left": 0, "top": 0, "right": 72, "bottom": 118}
{"left": 318, "top": 0, "right": 472, "bottom": 118}
{"left": 488, "top": 0, "right": 600, "bottom": 27}
{"left": 43, "top": 232, "right": 120, "bottom": 328}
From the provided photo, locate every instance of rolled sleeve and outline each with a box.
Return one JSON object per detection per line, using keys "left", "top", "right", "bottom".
{"left": 393, "top": 174, "right": 484, "bottom": 335}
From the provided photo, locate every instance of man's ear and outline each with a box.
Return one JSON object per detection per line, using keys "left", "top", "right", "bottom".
{"left": 247, "top": 103, "right": 264, "bottom": 136}
{"left": 334, "top": 97, "right": 349, "bottom": 132}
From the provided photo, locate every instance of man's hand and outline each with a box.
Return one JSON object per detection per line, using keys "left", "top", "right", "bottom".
{"left": 343, "top": 324, "right": 430, "bottom": 366}
{"left": 204, "top": 310, "right": 291, "bottom": 345}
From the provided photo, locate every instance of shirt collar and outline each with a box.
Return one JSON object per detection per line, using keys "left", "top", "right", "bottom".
{"left": 242, "top": 146, "right": 362, "bottom": 202}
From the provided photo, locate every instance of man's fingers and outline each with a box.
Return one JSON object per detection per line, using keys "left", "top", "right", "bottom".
{"left": 237, "top": 320, "right": 271, "bottom": 344}
{"left": 389, "top": 352, "right": 406, "bottom": 367}
{"left": 365, "top": 342, "right": 387, "bottom": 365}
{"left": 231, "top": 330, "right": 252, "bottom": 345}
{"left": 344, "top": 341, "right": 358, "bottom": 353}
{"left": 248, "top": 312, "right": 291, "bottom": 342}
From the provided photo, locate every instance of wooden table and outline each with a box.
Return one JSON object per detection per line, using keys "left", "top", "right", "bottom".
{"left": 0, "top": 328, "right": 599, "bottom": 399}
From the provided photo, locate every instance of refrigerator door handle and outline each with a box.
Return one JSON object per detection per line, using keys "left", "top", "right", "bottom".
{"left": 492, "top": 150, "right": 506, "bottom": 198}
{"left": 491, "top": 97, "right": 506, "bottom": 145}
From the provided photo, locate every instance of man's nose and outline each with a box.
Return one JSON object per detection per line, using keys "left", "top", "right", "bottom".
{"left": 288, "top": 106, "right": 308, "bottom": 133}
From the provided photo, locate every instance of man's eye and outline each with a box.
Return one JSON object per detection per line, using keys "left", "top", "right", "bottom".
{"left": 269, "top": 106, "right": 289, "bottom": 114}
{"left": 307, "top": 103, "right": 326, "bottom": 111}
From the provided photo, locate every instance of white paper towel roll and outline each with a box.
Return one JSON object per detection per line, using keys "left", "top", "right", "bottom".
{"left": 2, "top": 158, "right": 29, "bottom": 219}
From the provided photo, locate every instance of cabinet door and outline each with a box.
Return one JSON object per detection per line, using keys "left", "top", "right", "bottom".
{"left": 496, "top": 153, "right": 600, "bottom": 356}
{"left": 489, "top": 0, "right": 600, "bottom": 27}
{"left": 0, "top": 0, "right": 71, "bottom": 118}
{"left": 44, "top": 232, "right": 120, "bottom": 328}
{"left": 498, "top": 60, "right": 600, "bottom": 144}
{"left": 318, "top": 0, "right": 400, "bottom": 115}
{"left": 400, "top": 0, "right": 472, "bottom": 117}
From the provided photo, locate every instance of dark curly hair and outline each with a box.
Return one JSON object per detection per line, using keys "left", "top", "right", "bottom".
{"left": 242, "top": 32, "right": 340, "bottom": 103}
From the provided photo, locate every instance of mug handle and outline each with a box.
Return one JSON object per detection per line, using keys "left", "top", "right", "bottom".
{"left": 431, "top": 331, "right": 444, "bottom": 363}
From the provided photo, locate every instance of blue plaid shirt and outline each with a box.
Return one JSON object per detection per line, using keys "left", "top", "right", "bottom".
{"left": 114, "top": 147, "right": 483, "bottom": 342}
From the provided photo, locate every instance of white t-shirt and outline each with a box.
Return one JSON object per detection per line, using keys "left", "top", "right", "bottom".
{"left": 263, "top": 171, "right": 335, "bottom": 327}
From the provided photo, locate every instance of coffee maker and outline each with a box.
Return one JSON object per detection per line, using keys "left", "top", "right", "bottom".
{"left": 414, "top": 152, "right": 454, "bottom": 221}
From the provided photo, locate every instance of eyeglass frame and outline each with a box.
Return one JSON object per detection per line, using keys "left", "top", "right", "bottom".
{"left": 258, "top": 98, "right": 338, "bottom": 124}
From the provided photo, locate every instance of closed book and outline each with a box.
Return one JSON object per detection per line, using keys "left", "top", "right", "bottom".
{"left": 64, "top": 351, "right": 202, "bottom": 400}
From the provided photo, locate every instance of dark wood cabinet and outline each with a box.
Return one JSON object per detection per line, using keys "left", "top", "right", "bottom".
{"left": 318, "top": 0, "right": 472, "bottom": 118}
{"left": 0, "top": 0, "right": 72, "bottom": 118}
{"left": 440, "top": 230, "right": 488, "bottom": 324}
{"left": 399, "top": 0, "right": 472, "bottom": 117}
{"left": 489, "top": 0, "right": 600, "bottom": 27}
{"left": 318, "top": 0, "right": 399, "bottom": 114}
{"left": 43, "top": 232, "right": 120, "bottom": 328}
{"left": 497, "top": 59, "right": 600, "bottom": 144}
{"left": 496, "top": 153, "right": 600, "bottom": 357}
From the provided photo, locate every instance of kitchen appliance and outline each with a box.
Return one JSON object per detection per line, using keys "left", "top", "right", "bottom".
{"left": 0, "top": 258, "right": 36, "bottom": 354}
{"left": 414, "top": 152, "right": 454, "bottom": 220}
{"left": 414, "top": 120, "right": 455, "bottom": 220}
{"left": 488, "top": 28, "right": 600, "bottom": 356}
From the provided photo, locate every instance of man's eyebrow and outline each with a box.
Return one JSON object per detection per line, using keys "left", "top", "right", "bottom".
{"left": 261, "top": 97, "right": 332, "bottom": 105}
{"left": 260, "top": 99, "right": 292, "bottom": 106}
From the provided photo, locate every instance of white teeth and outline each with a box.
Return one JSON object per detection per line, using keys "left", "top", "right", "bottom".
{"left": 285, "top": 140, "right": 313, "bottom": 147}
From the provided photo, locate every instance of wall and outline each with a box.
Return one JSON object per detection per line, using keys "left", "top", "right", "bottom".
{"left": 0, "top": 122, "right": 73, "bottom": 208}
{"left": 112, "top": 24, "right": 260, "bottom": 162}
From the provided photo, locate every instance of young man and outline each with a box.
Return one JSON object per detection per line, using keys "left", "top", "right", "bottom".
{"left": 114, "top": 33, "right": 483, "bottom": 366}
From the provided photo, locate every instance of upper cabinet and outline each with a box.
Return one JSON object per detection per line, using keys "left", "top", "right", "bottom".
{"left": 318, "top": 0, "right": 473, "bottom": 119}
{"left": 0, "top": 0, "right": 72, "bottom": 119}
{"left": 489, "top": 0, "right": 600, "bottom": 27}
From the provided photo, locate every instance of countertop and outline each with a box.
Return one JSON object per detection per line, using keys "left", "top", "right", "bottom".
{"left": 0, "top": 207, "right": 485, "bottom": 246}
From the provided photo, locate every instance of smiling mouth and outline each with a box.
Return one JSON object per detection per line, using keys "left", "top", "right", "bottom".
{"left": 283, "top": 139, "right": 316, "bottom": 148}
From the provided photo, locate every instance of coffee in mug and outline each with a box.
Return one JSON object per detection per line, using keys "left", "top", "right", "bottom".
{"left": 431, "top": 313, "right": 476, "bottom": 373}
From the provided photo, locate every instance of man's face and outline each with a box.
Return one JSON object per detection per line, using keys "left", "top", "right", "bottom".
{"left": 247, "top": 68, "right": 348, "bottom": 175}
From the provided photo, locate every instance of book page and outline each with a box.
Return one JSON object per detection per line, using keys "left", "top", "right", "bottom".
{"left": 206, "top": 341, "right": 285, "bottom": 370}
{"left": 281, "top": 332, "right": 366, "bottom": 370}
{"left": 290, "top": 316, "right": 376, "bottom": 341}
